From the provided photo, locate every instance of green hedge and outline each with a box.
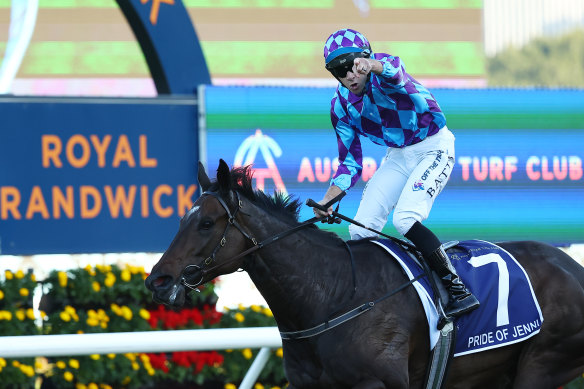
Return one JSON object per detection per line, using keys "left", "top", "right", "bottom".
{"left": 0, "top": 265, "right": 286, "bottom": 389}
{"left": 0, "top": 265, "right": 582, "bottom": 388}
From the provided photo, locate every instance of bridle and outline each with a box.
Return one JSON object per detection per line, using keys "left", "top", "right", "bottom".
{"left": 177, "top": 189, "right": 427, "bottom": 341}
{"left": 180, "top": 190, "right": 321, "bottom": 291}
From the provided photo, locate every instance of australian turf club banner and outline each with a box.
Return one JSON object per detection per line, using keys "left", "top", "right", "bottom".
{"left": 202, "top": 86, "right": 584, "bottom": 245}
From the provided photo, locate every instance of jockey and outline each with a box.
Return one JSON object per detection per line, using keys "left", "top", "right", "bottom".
{"left": 313, "top": 28, "right": 480, "bottom": 319}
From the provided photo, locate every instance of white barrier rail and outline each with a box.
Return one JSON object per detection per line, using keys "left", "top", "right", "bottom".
{"left": 0, "top": 327, "right": 282, "bottom": 358}
{"left": 0, "top": 327, "right": 283, "bottom": 389}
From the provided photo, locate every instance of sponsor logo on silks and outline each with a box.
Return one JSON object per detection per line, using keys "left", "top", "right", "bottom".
{"left": 413, "top": 181, "right": 425, "bottom": 191}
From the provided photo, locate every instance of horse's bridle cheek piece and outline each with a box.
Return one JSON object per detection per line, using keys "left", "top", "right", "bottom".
{"left": 180, "top": 190, "right": 323, "bottom": 293}
{"left": 180, "top": 191, "right": 258, "bottom": 291}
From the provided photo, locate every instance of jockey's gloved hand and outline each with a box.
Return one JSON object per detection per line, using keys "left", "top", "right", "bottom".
{"left": 322, "top": 215, "right": 341, "bottom": 224}
{"left": 323, "top": 202, "right": 342, "bottom": 224}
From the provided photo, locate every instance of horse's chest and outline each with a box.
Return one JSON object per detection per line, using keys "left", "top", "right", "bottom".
{"left": 284, "top": 341, "right": 370, "bottom": 387}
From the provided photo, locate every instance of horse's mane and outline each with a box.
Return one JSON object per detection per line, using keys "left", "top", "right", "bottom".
{"left": 208, "top": 165, "right": 346, "bottom": 244}
{"left": 209, "top": 165, "right": 304, "bottom": 225}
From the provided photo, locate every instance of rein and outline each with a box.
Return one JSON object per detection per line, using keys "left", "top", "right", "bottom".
{"left": 180, "top": 190, "right": 324, "bottom": 291}
{"left": 280, "top": 273, "right": 425, "bottom": 340}
{"left": 180, "top": 190, "right": 426, "bottom": 341}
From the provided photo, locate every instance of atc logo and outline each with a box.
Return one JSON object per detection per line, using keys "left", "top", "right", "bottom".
{"left": 412, "top": 181, "right": 425, "bottom": 191}
{"left": 140, "top": 0, "right": 175, "bottom": 25}
{"left": 234, "top": 129, "right": 287, "bottom": 195}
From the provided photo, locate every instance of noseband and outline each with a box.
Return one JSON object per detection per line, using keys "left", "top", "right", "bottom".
{"left": 180, "top": 190, "right": 324, "bottom": 291}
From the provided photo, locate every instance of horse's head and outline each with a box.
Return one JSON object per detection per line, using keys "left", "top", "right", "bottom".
{"left": 145, "top": 159, "right": 255, "bottom": 307}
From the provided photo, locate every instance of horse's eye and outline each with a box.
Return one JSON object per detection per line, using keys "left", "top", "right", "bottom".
{"left": 199, "top": 220, "right": 214, "bottom": 230}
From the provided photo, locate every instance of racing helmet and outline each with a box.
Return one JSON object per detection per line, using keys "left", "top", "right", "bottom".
{"left": 323, "top": 28, "right": 372, "bottom": 78}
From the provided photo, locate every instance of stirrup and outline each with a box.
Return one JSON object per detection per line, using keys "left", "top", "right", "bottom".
{"left": 437, "top": 315, "right": 452, "bottom": 331}
{"left": 444, "top": 294, "right": 480, "bottom": 318}
{"left": 437, "top": 301, "right": 452, "bottom": 330}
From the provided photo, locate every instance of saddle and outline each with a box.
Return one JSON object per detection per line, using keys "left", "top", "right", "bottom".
{"left": 373, "top": 238, "right": 544, "bottom": 389}
{"left": 373, "top": 238, "right": 544, "bottom": 356}
{"left": 386, "top": 238, "right": 457, "bottom": 325}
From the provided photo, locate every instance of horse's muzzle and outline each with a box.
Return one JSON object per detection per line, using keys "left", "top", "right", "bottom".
{"left": 145, "top": 273, "right": 187, "bottom": 307}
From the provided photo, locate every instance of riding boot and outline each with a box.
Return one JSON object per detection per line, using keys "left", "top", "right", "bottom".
{"left": 426, "top": 246, "right": 480, "bottom": 318}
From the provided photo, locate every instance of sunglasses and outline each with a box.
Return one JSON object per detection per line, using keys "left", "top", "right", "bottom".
{"left": 325, "top": 51, "right": 367, "bottom": 79}
{"left": 327, "top": 61, "right": 355, "bottom": 79}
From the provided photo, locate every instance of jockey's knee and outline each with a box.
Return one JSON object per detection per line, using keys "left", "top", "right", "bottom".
{"left": 393, "top": 214, "right": 419, "bottom": 237}
{"left": 349, "top": 222, "right": 378, "bottom": 240}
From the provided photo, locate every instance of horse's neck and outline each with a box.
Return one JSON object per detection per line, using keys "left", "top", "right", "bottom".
{"left": 242, "top": 212, "right": 352, "bottom": 331}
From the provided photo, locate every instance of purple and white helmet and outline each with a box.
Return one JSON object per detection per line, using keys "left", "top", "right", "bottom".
{"left": 323, "top": 28, "right": 372, "bottom": 65}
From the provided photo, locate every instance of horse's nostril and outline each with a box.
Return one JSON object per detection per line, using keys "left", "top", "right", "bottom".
{"left": 151, "top": 275, "right": 171, "bottom": 289}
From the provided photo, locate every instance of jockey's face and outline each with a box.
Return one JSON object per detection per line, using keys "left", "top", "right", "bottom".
{"left": 326, "top": 52, "right": 369, "bottom": 95}
{"left": 339, "top": 67, "right": 368, "bottom": 95}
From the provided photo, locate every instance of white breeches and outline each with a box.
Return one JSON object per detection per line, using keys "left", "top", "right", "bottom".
{"left": 349, "top": 127, "right": 455, "bottom": 239}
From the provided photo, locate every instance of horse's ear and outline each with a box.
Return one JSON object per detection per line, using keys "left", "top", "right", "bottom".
{"left": 217, "top": 159, "right": 231, "bottom": 193}
{"left": 197, "top": 162, "right": 211, "bottom": 192}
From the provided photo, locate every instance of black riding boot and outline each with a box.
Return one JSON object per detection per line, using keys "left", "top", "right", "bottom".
{"left": 426, "top": 245, "right": 480, "bottom": 318}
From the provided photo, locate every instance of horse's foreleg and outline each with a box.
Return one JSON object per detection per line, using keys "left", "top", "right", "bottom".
{"left": 352, "top": 379, "right": 387, "bottom": 389}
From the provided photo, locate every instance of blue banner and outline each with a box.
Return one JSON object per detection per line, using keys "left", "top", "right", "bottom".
{"left": 204, "top": 86, "right": 584, "bottom": 244}
{"left": 115, "top": 0, "right": 211, "bottom": 94}
{"left": 0, "top": 97, "right": 199, "bottom": 254}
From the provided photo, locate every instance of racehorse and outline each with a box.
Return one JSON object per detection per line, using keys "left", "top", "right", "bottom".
{"left": 145, "top": 160, "right": 584, "bottom": 389}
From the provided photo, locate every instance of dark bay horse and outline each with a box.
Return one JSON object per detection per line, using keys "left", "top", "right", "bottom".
{"left": 145, "top": 160, "right": 584, "bottom": 389}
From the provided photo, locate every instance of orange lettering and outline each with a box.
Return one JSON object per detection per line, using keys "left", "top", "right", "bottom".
{"left": 148, "top": 0, "right": 175, "bottom": 25}
{"left": 1, "top": 186, "right": 21, "bottom": 219}
{"left": 140, "top": 185, "right": 149, "bottom": 217}
{"left": 42, "top": 135, "right": 63, "bottom": 168}
{"left": 80, "top": 186, "right": 102, "bottom": 218}
{"left": 153, "top": 185, "right": 173, "bottom": 218}
{"left": 177, "top": 184, "right": 196, "bottom": 216}
{"left": 90, "top": 135, "right": 112, "bottom": 167}
{"left": 139, "top": 135, "right": 157, "bottom": 167}
{"left": 66, "top": 135, "right": 91, "bottom": 168}
{"left": 52, "top": 186, "right": 74, "bottom": 219}
{"left": 112, "top": 135, "right": 136, "bottom": 167}
{"left": 25, "top": 186, "right": 50, "bottom": 219}
{"left": 104, "top": 185, "right": 136, "bottom": 218}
